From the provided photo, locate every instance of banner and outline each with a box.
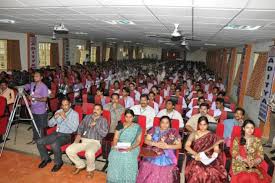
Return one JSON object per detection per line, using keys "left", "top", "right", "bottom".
{"left": 63, "top": 38, "right": 69, "bottom": 65}
{"left": 29, "top": 35, "right": 37, "bottom": 69}
{"left": 258, "top": 46, "right": 275, "bottom": 122}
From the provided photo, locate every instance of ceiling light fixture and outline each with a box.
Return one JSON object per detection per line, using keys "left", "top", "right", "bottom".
{"left": 73, "top": 32, "right": 88, "bottom": 35}
{"left": 0, "top": 19, "right": 15, "bottom": 24}
{"left": 106, "top": 38, "right": 117, "bottom": 40}
{"left": 224, "top": 24, "right": 261, "bottom": 31}
{"left": 103, "top": 20, "right": 135, "bottom": 25}
{"left": 204, "top": 43, "right": 216, "bottom": 46}
{"left": 123, "top": 40, "right": 132, "bottom": 43}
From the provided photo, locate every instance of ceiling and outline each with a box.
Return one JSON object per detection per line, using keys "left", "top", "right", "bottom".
{"left": 1, "top": 0, "right": 275, "bottom": 49}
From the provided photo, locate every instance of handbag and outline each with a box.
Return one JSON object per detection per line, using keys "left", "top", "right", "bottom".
{"left": 139, "top": 146, "right": 164, "bottom": 158}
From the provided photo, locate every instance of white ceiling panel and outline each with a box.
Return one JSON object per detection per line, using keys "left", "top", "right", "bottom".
{"left": 246, "top": 0, "right": 275, "bottom": 10}
{"left": 237, "top": 10, "right": 275, "bottom": 20}
{"left": 0, "top": 0, "right": 26, "bottom": 8}
{"left": 193, "top": 0, "right": 248, "bottom": 9}
{"left": 18, "top": 0, "right": 62, "bottom": 7}
{"left": 195, "top": 8, "right": 240, "bottom": 18}
{"left": 59, "top": 0, "right": 101, "bottom": 6}
{"left": 195, "top": 17, "right": 230, "bottom": 25}
{"left": 71, "top": 7, "right": 117, "bottom": 14}
{"left": 150, "top": 7, "right": 192, "bottom": 16}
{"left": 39, "top": 8, "right": 80, "bottom": 14}
{"left": 99, "top": 0, "right": 144, "bottom": 6}
{"left": 230, "top": 19, "right": 272, "bottom": 26}
{"left": 113, "top": 6, "right": 151, "bottom": 15}
{"left": 144, "top": 0, "right": 193, "bottom": 7}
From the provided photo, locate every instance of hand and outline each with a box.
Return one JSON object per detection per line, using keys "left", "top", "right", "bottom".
{"left": 60, "top": 111, "right": 66, "bottom": 120}
{"left": 194, "top": 153, "right": 201, "bottom": 161}
{"left": 158, "top": 142, "right": 169, "bottom": 149}
{"left": 28, "top": 95, "right": 33, "bottom": 101}
{"left": 126, "top": 146, "right": 134, "bottom": 152}
{"left": 90, "top": 122, "right": 96, "bottom": 127}
{"left": 54, "top": 112, "right": 60, "bottom": 119}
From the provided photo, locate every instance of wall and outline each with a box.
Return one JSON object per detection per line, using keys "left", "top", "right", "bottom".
{"left": 186, "top": 49, "right": 207, "bottom": 62}
{"left": 231, "top": 41, "right": 272, "bottom": 126}
{"left": 0, "top": 30, "right": 27, "bottom": 70}
{"left": 143, "top": 47, "right": 162, "bottom": 60}
{"left": 68, "top": 39, "right": 87, "bottom": 65}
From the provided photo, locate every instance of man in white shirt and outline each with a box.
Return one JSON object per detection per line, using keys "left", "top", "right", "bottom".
{"left": 157, "top": 100, "right": 184, "bottom": 128}
{"left": 129, "top": 82, "right": 141, "bottom": 101}
{"left": 213, "top": 98, "right": 232, "bottom": 119}
{"left": 188, "top": 89, "right": 204, "bottom": 109}
{"left": 216, "top": 78, "right": 225, "bottom": 91}
{"left": 130, "top": 94, "right": 155, "bottom": 130}
{"left": 186, "top": 97, "right": 205, "bottom": 119}
{"left": 121, "top": 87, "right": 134, "bottom": 108}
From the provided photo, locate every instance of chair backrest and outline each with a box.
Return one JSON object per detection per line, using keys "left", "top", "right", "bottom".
{"left": 49, "top": 97, "right": 59, "bottom": 113}
{"left": 74, "top": 105, "right": 83, "bottom": 121}
{"left": 0, "top": 96, "right": 7, "bottom": 116}
{"left": 208, "top": 121, "right": 218, "bottom": 133}
{"left": 105, "top": 96, "right": 111, "bottom": 104}
{"left": 102, "top": 110, "right": 111, "bottom": 127}
{"left": 216, "top": 123, "right": 224, "bottom": 138}
{"left": 175, "top": 104, "right": 183, "bottom": 114}
{"left": 94, "top": 95, "right": 101, "bottom": 104}
{"left": 82, "top": 94, "right": 88, "bottom": 103}
{"left": 192, "top": 98, "right": 198, "bottom": 106}
{"left": 153, "top": 117, "right": 179, "bottom": 131}
{"left": 191, "top": 108, "right": 199, "bottom": 116}
{"left": 155, "top": 95, "right": 161, "bottom": 105}
{"left": 82, "top": 102, "right": 94, "bottom": 115}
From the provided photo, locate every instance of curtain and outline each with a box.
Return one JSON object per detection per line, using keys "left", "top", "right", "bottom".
{"left": 246, "top": 53, "right": 268, "bottom": 99}
{"left": 7, "top": 40, "right": 21, "bottom": 71}
{"left": 50, "top": 43, "right": 59, "bottom": 67}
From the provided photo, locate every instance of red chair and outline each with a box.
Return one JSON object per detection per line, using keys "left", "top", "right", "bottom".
{"left": 224, "top": 96, "right": 230, "bottom": 103}
{"left": 49, "top": 97, "right": 59, "bottom": 113}
{"left": 105, "top": 96, "right": 111, "bottom": 104}
{"left": 67, "top": 92, "right": 74, "bottom": 102}
{"left": 94, "top": 95, "right": 101, "bottom": 104}
{"left": 74, "top": 105, "right": 83, "bottom": 121}
{"left": 82, "top": 94, "right": 88, "bottom": 103}
{"left": 82, "top": 103, "right": 94, "bottom": 115}
{"left": 155, "top": 95, "right": 162, "bottom": 105}
{"left": 153, "top": 117, "right": 179, "bottom": 130}
{"left": 0, "top": 97, "right": 8, "bottom": 139}
{"left": 148, "top": 101, "right": 154, "bottom": 108}
{"left": 175, "top": 104, "right": 183, "bottom": 114}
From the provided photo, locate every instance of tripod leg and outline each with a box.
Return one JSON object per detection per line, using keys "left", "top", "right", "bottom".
{"left": 0, "top": 94, "right": 21, "bottom": 157}
{"left": 22, "top": 95, "right": 41, "bottom": 138}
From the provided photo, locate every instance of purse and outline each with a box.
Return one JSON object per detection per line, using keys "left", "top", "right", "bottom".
{"left": 139, "top": 146, "right": 164, "bottom": 158}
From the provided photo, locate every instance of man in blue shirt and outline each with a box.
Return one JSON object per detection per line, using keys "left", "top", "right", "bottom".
{"left": 36, "top": 97, "right": 79, "bottom": 172}
{"left": 223, "top": 107, "right": 245, "bottom": 147}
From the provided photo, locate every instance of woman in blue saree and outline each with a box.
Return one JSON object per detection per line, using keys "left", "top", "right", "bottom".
{"left": 137, "top": 116, "right": 182, "bottom": 183}
{"left": 107, "top": 109, "right": 142, "bottom": 183}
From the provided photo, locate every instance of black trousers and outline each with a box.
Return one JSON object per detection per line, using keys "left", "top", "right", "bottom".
{"left": 32, "top": 113, "right": 48, "bottom": 141}
{"left": 36, "top": 132, "right": 71, "bottom": 165}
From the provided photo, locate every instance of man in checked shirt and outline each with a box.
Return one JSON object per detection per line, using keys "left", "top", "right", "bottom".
{"left": 66, "top": 104, "right": 109, "bottom": 178}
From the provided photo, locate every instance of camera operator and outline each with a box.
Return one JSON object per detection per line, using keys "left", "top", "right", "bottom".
{"left": 24, "top": 70, "right": 49, "bottom": 144}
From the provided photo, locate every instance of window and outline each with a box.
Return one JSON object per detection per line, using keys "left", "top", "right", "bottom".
{"left": 234, "top": 53, "right": 242, "bottom": 80}
{"left": 253, "top": 53, "right": 259, "bottom": 69}
{"left": 90, "top": 47, "right": 97, "bottom": 62}
{"left": 0, "top": 40, "right": 7, "bottom": 71}
{"left": 105, "top": 47, "right": 110, "bottom": 61}
{"left": 38, "top": 43, "right": 51, "bottom": 67}
{"left": 77, "top": 45, "right": 87, "bottom": 64}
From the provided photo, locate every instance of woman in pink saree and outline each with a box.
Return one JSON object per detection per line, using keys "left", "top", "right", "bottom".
{"left": 185, "top": 116, "right": 227, "bottom": 183}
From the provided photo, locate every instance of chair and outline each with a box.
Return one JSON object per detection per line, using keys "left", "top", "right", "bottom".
{"left": 219, "top": 111, "right": 234, "bottom": 122}
{"left": 224, "top": 126, "right": 274, "bottom": 176}
{"left": 175, "top": 104, "right": 183, "bottom": 114}
{"left": 153, "top": 117, "right": 180, "bottom": 130}
{"left": 224, "top": 103, "right": 236, "bottom": 111}
{"left": 82, "top": 93, "right": 88, "bottom": 103}
{"left": 49, "top": 97, "right": 59, "bottom": 113}
{"left": 0, "top": 97, "right": 9, "bottom": 141}
{"left": 82, "top": 102, "right": 94, "bottom": 115}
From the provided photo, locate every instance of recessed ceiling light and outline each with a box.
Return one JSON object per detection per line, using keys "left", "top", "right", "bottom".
{"left": 106, "top": 38, "right": 117, "bottom": 40}
{"left": 103, "top": 20, "right": 135, "bottom": 25}
{"left": 224, "top": 24, "right": 261, "bottom": 31}
{"left": 204, "top": 43, "right": 216, "bottom": 46}
{"left": 73, "top": 32, "right": 88, "bottom": 35}
{"left": 0, "top": 19, "right": 15, "bottom": 24}
{"left": 123, "top": 40, "right": 132, "bottom": 43}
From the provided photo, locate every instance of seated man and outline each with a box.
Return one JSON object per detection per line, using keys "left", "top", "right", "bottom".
{"left": 172, "top": 87, "right": 187, "bottom": 109}
{"left": 130, "top": 94, "right": 156, "bottom": 130}
{"left": 157, "top": 99, "right": 184, "bottom": 128}
{"left": 188, "top": 89, "right": 204, "bottom": 109}
{"left": 0, "top": 80, "right": 15, "bottom": 105}
{"left": 37, "top": 97, "right": 79, "bottom": 172}
{"left": 185, "top": 96, "right": 205, "bottom": 119}
{"left": 223, "top": 107, "right": 245, "bottom": 147}
{"left": 185, "top": 103, "right": 216, "bottom": 132}
{"left": 213, "top": 97, "right": 232, "bottom": 119}
{"left": 104, "top": 93, "right": 125, "bottom": 133}
{"left": 66, "top": 104, "right": 109, "bottom": 178}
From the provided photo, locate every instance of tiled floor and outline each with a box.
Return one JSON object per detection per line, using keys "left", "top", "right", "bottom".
{"left": 1, "top": 123, "right": 106, "bottom": 171}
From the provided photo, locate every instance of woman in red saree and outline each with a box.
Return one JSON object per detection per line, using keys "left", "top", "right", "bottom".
{"left": 185, "top": 116, "right": 227, "bottom": 183}
{"left": 231, "top": 120, "right": 271, "bottom": 183}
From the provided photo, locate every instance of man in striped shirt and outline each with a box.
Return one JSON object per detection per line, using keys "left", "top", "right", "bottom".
{"left": 66, "top": 104, "right": 109, "bottom": 178}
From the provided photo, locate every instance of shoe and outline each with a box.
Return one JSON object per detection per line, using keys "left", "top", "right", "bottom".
{"left": 271, "top": 156, "right": 275, "bottom": 161}
{"left": 51, "top": 163, "right": 63, "bottom": 172}
{"left": 263, "top": 143, "right": 272, "bottom": 148}
{"left": 72, "top": 167, "right": 85, "bottom": 175}
{"left": 38, "top": 159, "right": 52, "bottom": 168}
{"left": 270, "top": 149, "right": 275, "bottom": 154}
{"left": 26, "top": 140, "right": 36, "bottom": 145}
{"left": 87, "top": 171, "right": 94, "bottom": 179}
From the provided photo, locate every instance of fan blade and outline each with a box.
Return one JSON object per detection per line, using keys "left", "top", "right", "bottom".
{"left": 185, "top": 38, "right": 201, "bottom": 41}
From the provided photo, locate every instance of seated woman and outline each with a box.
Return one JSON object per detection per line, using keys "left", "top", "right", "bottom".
{"left": 107, "top": 109, "right": 142, "bottom": 183}
{"left": 231, "top": 120, "right": 272, "bottom": 183}
{"left": 185, "top": 116, "right": 227, "bottom": 183}
{"left": 136, "top": 116, "right": 182, "bottom": 183}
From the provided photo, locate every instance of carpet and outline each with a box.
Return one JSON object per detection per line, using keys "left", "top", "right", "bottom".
{"left": 0, "top": 150, "right": 106, "bottom": 183}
